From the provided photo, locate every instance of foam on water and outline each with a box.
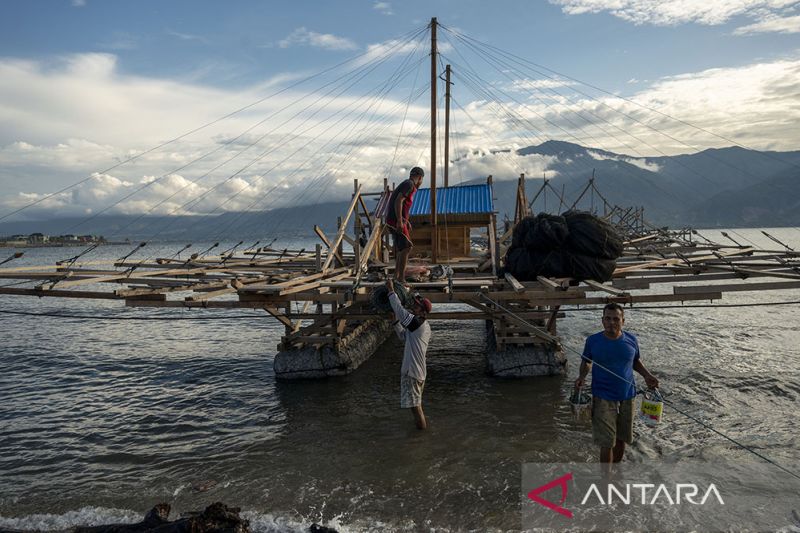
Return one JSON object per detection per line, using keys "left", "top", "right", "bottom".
{"left": 0, "top": 507, "right": 140, "bottom": 531}
{"left": 0, "top": 506, "right": 367, "bottom": 533}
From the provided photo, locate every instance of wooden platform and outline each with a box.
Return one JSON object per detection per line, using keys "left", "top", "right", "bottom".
{"left": 2, "top": 178, "right": 799, "bottom": 356}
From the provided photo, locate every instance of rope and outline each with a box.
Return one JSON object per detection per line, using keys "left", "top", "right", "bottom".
{"left": 161, "top": 32, "right": 428, "bottom": 246}
{"left": 0, "top": 309, "right": 269, "bottom": 320}
{"left": 562, "top": 300, "right": 800, "bottom": 311}
{"left": 443, "top": 30, "right": 800, "bottom": 237}
{"left": 440, "top": 26, "right": 800, "bottom": 226}
{"left": 477, "top": 292, "right": 800, "bottom": 482}
{"left": 223, "top": 53, "right": 429, "bottom": 240}
{"left": 147, "top": 41, "right": 428, "bottom": 245}
{"left": 0, "top": 25, "right": 428, "bottom": 225}
{"left": 442, "top": 24, "right": 800, "bottom": 175}
{"left": 443, "top": 53, "right": 695, "bottom": 208}
{"left": 38, "top": 27, "right": 430, "bottom": 265}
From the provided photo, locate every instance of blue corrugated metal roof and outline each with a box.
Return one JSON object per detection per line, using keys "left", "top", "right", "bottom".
{"left": 409, "top": 184, "right": 493, "bottom": 216}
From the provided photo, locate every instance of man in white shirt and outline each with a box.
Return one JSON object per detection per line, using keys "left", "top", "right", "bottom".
{"left": 386, "top": 278, "right": 432, "bottom": 429}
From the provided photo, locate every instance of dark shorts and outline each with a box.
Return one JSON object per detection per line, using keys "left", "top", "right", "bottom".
{"left": 389, "top": 226, "right": 412, "bottom": 252}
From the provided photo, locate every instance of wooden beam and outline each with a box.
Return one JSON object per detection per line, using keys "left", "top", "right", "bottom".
{"left": 462, "top": 298, "right": 559, "bottom": 343}
{"left": 504, "top": 272, "right": 525, "bottom": 292}
{"left": 322, "top": 184, "right": 362, "bottom": 271}
{"left": 314, "top": 225, "right": 346, "bottom": 267}
{"left": 356, "top": 219, "right": 383, "bottom": 273}
{"left": 123, "top": 290, "right": 724, "bottom": 309}
{"left": 0, "top": 287, "right": 121, "bottom": 299}
{"left": 291, "top": 301, "right": 314, "bottom": 333}
{"left": 673, "top": 280, "right": 800, "bottom": 294}
{"left": 488, "top": 216, "right": 499, "bottom": 277}
{"left": 582, "top": 279, "right": 629, "bottom": 296}
{"left": 264, "top": 307, "right": 294, "bottom": 329}
{"left": 536, "top": 276, "right": 563, "bottom": 290}
{"left": 240, "top": 267, "right": 349, "bottom": 292}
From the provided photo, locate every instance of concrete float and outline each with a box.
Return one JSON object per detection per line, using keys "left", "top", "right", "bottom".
{"left": 484, "top": 321, "right": 567, "bottom": 377}
{"left": 274, "top": 318, "right": 393, "bottom": 379}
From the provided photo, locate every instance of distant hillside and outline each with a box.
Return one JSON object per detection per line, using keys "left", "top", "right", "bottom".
{"left": 691, "top": 166, "right": 800, "bottom": 226}
{"left": 2, "top": 141, "right": 798, "bottom": 240}
{"left": 512, "top": 141, "right": 800, "bottom": 226}
{"left": 0, "top": 201, "right": 349, "bottom": 242}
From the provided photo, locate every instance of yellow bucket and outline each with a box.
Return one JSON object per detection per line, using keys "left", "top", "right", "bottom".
{"left": 640, "top": 389, "right": 663, "bottom": 427}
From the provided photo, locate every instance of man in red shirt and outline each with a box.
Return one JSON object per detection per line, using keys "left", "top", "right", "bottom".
{"left": 386, "top": 167, "right": 424, "bottom": 282}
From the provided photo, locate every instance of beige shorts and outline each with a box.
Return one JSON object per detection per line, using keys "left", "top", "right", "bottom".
{"left": 400, "top": 374, "right": 425, "bottom": 408}
{"left": 592, "top": 397, "right": 634, "bottom": 448}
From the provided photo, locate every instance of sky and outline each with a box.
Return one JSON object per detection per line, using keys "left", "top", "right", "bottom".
{"left": 1, "top": 0, "right": 799, "bottom": 222}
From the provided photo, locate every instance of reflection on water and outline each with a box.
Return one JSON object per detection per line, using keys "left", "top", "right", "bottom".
{"left": 1, "top": 229, "right": 799, "bottom": 531}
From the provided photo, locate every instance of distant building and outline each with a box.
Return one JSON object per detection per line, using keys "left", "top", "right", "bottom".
{"left": 28, "top": 233, "right": 48, "bottom": 244}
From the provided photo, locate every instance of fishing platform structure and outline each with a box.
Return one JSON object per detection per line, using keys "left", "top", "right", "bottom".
{"left": 1, "top": 18, "right": 799, "bottom": 379}
{"left": 2, "top": 175, "right": 799, "bottom": 379}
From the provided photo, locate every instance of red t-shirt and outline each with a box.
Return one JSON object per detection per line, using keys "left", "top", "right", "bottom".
{"left": 386, "top": 179, "right": 417, "bottom": 236}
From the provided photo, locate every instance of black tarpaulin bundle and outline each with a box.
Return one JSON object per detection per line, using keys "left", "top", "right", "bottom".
{"left": 503, "top": 211, "right": 623, "bottom": 282}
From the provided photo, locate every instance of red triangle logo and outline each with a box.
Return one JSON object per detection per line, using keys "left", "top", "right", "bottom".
{"left": 527, "top": 472, "right": 573, "bottom": 518}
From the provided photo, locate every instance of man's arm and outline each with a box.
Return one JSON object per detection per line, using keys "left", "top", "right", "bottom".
{"left": 574, "top": 359, "right": 591, "bottom": 389}
{"left": 633, "top": 359, "right": 659, "bottom": 389}
{"left": 386, "top": 279, "right": 413, "bottom": 325}
{"left": 393, "top": 192, "right": 406, "bottom": 229}
{"left": 574, "top": 338, "right": 593, "bottom": 389}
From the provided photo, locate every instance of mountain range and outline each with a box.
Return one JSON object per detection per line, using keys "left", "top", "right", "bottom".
{"left": 1, "top": 141, "right": 798, "bottom": 241}
{"left": 513, "top": 141, "right": 800, "bottom": 227}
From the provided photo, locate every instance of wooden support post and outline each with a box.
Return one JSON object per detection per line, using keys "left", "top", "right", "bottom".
{"left": 488, "top": 216, "right": 499, "bottom": 277}
{"left": 336, "top": 216, "right": 344, "bottom": 264}
{"left": 546, "top": 305, "right": 560, "bottom": 335}
{"left": 315, "top": 244, "right": 322, "bottom": 272}
{"left": 353, "top": 178, "right": 362, "bottom": 246}
{"left": 314, "top": 225, "right": 345, "bottom": 267}
{"left": 322, "top": 186, "right": 363, "bottom": 271}
{"left": 291, "top": 301, "right": 314, "bottom": 334}
{"left": 283, "top": 305, "right": 292, "bottom": 336}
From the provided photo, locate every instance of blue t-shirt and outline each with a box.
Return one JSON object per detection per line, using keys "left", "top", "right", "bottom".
{"left": 582, "top": 331, "right": 640, "bottom": 401}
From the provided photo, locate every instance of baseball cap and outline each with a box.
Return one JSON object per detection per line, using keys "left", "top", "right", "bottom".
{"left": 414, "top": 294, "right": 432, "bottom": 313}
{"left": 410, "top": 166, "right": 424, "bottom": 177}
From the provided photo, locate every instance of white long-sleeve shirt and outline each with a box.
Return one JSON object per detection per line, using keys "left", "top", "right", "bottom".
{"left": 389, "top": 292, "right": 431, "bottom": 381}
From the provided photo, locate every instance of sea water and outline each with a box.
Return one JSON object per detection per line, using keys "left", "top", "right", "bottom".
{"left": 1, "top": 228, "right": 799, "bottom": 532}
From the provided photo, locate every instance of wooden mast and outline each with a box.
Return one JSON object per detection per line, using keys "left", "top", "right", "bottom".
{"left": 444, "top": 64, "right": 451, "bottom": 188}
{"left": 430, "top": 17, "right": 438, "bottom": 262}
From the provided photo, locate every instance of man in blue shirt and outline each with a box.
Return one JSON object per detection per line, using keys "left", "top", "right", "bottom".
{"left": 575, "top": 303, "right": 659, "bottom": 463}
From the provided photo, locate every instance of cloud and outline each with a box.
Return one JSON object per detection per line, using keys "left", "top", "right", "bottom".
{"left": 550, "top": 0, "right": 800, "bottom": 31}
{"left": 509, "top": 78, "right": 576, "bottom": 91}
{"left": 166, "top": 30, "right": 209, "bottom": 44}
{"left": 0, "top": 52, "right": 437, "bottom": 219}
{"left": 358, "top": 36, "right": 448, "bottom": 67}
{"left": 373, "top": 1, "right": 394, "bottom": 15}
{"left": 734, "top": 14, "right": 800, "bottom": 33}
{"left": 2, "top": 51, "right": 799, "bottom": 220}
{"left": 587, "top": 149, "right": 661, "bottom": 172}
{"left": 457, "top": 55, "right": 800, "bottom": 157}
{"left": 278, "top": 27, "right": 358, "bottom": 51}
{"left": 71, "top": 0, "right": 86, "bottom": 7}
{"left": 450, "top": 147, "right": 559, "bottom": 182}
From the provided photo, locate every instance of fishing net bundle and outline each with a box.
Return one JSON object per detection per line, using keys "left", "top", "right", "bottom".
{"left": 370, "top": 283, "right": 414, "bottom": 312}
{"left": 503, "top": 210, "right": 623, "bottom": 282}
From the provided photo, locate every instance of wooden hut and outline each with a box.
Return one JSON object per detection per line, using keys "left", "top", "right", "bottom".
{"left": 375, "top": 176, "right": 497, "bottom": 267}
